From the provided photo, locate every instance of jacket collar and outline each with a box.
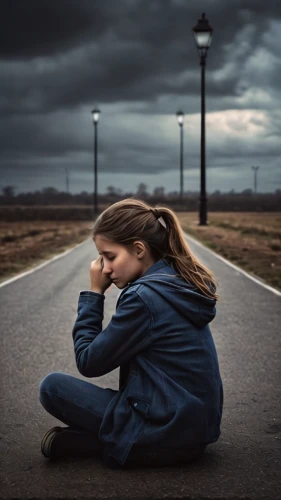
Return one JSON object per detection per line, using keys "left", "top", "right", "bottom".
{"left": 141, "top": 259, "right": 168, "bottom": 278}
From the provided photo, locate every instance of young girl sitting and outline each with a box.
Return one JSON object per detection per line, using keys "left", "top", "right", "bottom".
{"left": 39, "top": 198, "right": 223, "bottom": 468}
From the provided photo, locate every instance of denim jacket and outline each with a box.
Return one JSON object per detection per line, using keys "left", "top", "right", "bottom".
{"left": 72, "top": 259, "right": 223, "bottom": 466}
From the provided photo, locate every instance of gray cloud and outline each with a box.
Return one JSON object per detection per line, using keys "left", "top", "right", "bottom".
{"left": 1, "top": 0, "right": 281, "bottom": 193}
{"left": 0, "top": 0, "right": 113, "bottom": 60}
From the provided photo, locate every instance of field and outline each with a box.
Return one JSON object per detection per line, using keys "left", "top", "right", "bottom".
{"left": 0, "top": 212, "right": 280, "bottom": 291}
{"left": 0, "top": 221, "right": 92, "bottom": 282}
{"left": 177, "top": 212, "right": 281, "bottom": 290}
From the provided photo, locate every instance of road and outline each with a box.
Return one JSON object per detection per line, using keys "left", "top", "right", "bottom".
{"left": 0, "top": 235, "right": 280, "bottom": 500}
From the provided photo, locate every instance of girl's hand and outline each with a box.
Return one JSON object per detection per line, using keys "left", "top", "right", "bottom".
{"left": 90, "top": 256, "right": 112, "bottom": 294}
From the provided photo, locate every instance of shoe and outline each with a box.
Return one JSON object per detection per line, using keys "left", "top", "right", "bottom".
{"left": 41, "top": 426, "right": 66, "bottom": 458}
{"left": 41, "top": 426, "right": 102, "bottom": 459}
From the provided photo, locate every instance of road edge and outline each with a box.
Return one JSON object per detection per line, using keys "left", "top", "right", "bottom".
{"left": 1, "top": 232, "right": 280, "bottom": 297}
{"left": 183, "top": 231, "right": 281, "bottom": 297}
{"left": 0, "top": 238, "right": 91, "bottom": 289}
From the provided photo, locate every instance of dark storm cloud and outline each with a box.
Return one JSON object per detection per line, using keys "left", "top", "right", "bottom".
{"left": 1, "top": 0, "right": 281, "bottom": 193}
{"left": 0, "top": 109, "right": 174, "bottom": 168}
{"left": 0, "top": 0, "right": 113, "bottom": 60}
{"left": 0, "top": 114, "right": 81, "bottom": 158}
{"left": 2, "top": 0, "right": 281, "bottom": 114}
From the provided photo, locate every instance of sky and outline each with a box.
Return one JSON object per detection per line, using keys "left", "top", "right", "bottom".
{"left": 1, "top": 0, "right": 281, "bottom": 195}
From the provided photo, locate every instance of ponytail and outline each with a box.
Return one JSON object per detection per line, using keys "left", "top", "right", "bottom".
{"left": 151, "top": 206, "right": 218, "bottom": 300}
{"left": 93, "top": 198, "right": 218, "bottom": 300}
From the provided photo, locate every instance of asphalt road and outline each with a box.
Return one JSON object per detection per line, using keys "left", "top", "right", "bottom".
{"left": 0, "top": 234, "right": 280, "bottom": 500}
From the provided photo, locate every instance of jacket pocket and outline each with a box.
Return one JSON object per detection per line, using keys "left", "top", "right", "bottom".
{"left": 127, "top": 395, "right": 151, "bottom": 418}
{"left": 102, "top": 395, "right": 151, "bottom": 467}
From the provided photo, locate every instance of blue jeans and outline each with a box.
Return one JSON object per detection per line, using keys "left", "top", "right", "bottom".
{"left": 40, "top": 372, "right": 117, "bottom": 453}
{"left": 39, "top": 372, "right": 206, "bottom": 466}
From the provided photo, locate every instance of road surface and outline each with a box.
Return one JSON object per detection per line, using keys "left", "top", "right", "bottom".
{"left": 0, "top": 235, "right": 280, "bottom": 499}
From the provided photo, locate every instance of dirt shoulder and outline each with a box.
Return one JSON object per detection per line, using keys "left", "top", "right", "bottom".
{"left": 177, "top": 212, "right": 281, "bottom": 291}
{"left": 0, "top": 221, "right": 93, "bottom": 284}
{"left": 0, "top": 213, "right": 280, "bottom": 292}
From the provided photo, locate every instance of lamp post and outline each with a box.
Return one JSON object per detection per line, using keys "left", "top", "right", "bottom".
{"left": 91, "top": 107, "right": 100, "bottom": 215}
{"left": 251, "top": 165, "right": 260, "bottom": 193}
{"left": 193, "top": 12, "right": 213, "bottom": 225}
{"left": 176, "top": 111, "right": 184, "bottom": 200}
{"left": 65, "top": 168, "right": 69, "bottom": 194}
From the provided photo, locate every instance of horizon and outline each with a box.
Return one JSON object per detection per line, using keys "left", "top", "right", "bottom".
{"left": 1, "top": 185, "right": 280, "bottom": 197}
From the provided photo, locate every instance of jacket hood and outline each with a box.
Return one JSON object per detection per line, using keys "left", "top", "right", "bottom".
{"left": 129, "top": 259, "right": 216, "bottom": 328}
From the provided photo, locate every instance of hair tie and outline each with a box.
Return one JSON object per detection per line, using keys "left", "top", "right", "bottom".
{"left": 150, "top": 209, "right": 167, "bottom": 230}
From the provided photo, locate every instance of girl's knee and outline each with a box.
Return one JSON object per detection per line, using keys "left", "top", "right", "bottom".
{"left": 39, "top": 372, "right": 63, "bottom": 406}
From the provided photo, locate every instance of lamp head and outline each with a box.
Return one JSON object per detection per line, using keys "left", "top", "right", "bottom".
{"left": 192, "top": 12, "right": 213, "bottom": 58}
{"left": 91, "top": 108, "right": 100, "bottom": 123}
{"left": 176, "top": 110, "right": 184, "bottom": 126}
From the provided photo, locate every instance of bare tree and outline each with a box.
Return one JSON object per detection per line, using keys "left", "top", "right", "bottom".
{"left": 136, "top": 183, "right": 148, "bottom": 197}
{"left": 2, "top": 185, "right": 15, "bottom": 197}
{"left": 153, "top": 186, "right": 165, "bottom": 197}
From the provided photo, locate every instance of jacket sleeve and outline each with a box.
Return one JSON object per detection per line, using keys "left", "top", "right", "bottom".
{"left": 72, "top": 289, "right": 152, "bottom": 377}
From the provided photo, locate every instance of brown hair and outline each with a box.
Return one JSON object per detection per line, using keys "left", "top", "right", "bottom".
{"left": 93, "top": 198, "right": 218, "bottom": 300}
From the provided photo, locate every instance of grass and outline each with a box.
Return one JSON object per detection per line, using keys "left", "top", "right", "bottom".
{"left": 0, "top": 221, "right": 93, "bottom": 283}
{"left": 0, "top": 212, "right": 280, "bottom": 292}
{"left": 176, "top": 212, "right": 281, "bottom": 291}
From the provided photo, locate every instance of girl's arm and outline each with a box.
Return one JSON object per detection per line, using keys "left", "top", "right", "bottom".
{"left": 72, "top": 290, "right": 152, "bottom": 378}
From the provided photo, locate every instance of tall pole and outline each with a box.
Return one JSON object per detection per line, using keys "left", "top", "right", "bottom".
{"left": 200, "top": 56, "right": 207, "bottom": 224}
{"left": 193, "top": 12, "right": 213, "bottom": 226}
{"left": 176, "top": 111, "right": 184, "bottom": 201}
{"left": 91, "top": 107, "right": 100, "bottom": 217}
{"left": 94, "top": 121, "right": 98, "bottom": 214}
{"left": 251, "top": 166, "right": 259, "bottom": 194}
{"left": 65, "top": 168, "right": 69, "bottom": 194}
{"left": 180, "top": 123, "right": 184, "bottom": 199}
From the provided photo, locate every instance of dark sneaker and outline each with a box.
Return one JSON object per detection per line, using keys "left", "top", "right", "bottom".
{"left": 41, "top": 426, "right": 102, "bottom": 459}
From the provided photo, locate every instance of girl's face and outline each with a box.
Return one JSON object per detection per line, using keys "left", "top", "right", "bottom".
{"left": 94, "top": 235, "right": 155, "bottom": 289}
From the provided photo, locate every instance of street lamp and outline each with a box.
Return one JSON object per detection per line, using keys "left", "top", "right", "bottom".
{"left": 251, "top": 165, "right": 260, "bottom": 194}
{"left": 193, "top": 12, "right": 213, "bottom": 225}
{"left": 176, "top": 111, "right": 184, "bottom": 200}
{"left": 91, "top": 107, "right": 101, "bottom": 215}
{"left": 65, "top": 167, "right": 69, "bottom": 194}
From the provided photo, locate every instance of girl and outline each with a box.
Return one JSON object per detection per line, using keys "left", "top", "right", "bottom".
{"left": 39, "top": 198, "right": 223, "bottom": 468}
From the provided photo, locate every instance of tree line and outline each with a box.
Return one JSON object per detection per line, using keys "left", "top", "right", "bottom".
{"left": 1, "top": 184, "right": 281, "bottom": 212}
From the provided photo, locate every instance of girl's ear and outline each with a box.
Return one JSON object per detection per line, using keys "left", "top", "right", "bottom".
{"left": 133, "top": 241, "right": 146, "bottom": 259}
